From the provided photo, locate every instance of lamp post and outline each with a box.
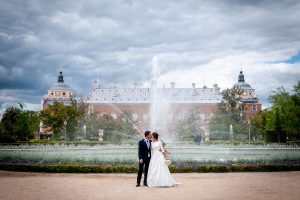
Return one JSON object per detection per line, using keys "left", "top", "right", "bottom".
{"left": 64, "top": 120, "right": 67, "bottom": 142}
{"left": 248, "top": 119, "right": 251, "bottom": 144}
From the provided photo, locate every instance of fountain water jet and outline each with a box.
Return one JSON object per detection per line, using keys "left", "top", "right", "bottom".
{"left": 229, "top": 124, "right": 233, "bottom": 140}
{"left": 149, "top": 56, "right": 172, "bottom": 141}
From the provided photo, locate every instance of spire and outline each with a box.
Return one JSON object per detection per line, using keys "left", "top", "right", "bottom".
{"left": 238, "top": 70, "right": 245, "bottom": 83}
{"left": 58, "top": 71, "right": 64, "bottom": 83}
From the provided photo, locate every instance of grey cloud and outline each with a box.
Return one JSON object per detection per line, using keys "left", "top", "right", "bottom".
{"left": 0, "top": 0, "right": 299, "bottom": 107}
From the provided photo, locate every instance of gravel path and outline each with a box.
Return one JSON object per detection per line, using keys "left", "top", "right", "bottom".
{"left": 0, "top": 171, "right": 299, "bottom": 200}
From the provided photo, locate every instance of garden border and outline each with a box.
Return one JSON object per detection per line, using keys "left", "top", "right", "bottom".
{"left": 0, "top": 163, "right": 299, "bottom": 173}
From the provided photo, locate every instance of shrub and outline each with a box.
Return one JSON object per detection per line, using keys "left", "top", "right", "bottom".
{"left": 0, "top": 163, "right": 299, "bottom": 173}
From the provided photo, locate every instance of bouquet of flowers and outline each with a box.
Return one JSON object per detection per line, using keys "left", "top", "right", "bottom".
{"left": 165, "top": 159, "right": 172, "bottom": 166}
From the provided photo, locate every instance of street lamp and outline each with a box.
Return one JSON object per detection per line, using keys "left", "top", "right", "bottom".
{"left": 248, "top": 119, "right": 251, "bottom": 144}
{"left": 64, "top": 120, "right": 67, "bottom": 142}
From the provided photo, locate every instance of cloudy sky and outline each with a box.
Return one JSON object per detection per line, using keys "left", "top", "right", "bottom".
{"left": 0, "top": 0, "right": 299, "bottom": 111}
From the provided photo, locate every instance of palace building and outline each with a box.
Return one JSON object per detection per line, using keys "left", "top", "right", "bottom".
{"left": 234, "top": 71, "right": 262, "bottom": 120}
{"left": 41, "top": 71, "right": 74, "bottom": 109}
{"left": 39, "top": 70, "right": 262, "bottom": 139}
{"left": 86, "top": 80, "right": 222, "bottom": 138}
{"left": 39, "top": 71, "right": 74, "bottom": 138}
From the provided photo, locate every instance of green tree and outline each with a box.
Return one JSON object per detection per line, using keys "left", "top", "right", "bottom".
{"left": 267, "top": 86, "right": 297, "bottom": 142}
{"left": 253, "top": 82, "right": 300, "bottom": 143}
{"left": 289, "top": 81, "right": 300, "bottom": 140}
{"left": 174, "top": 110, "right": 204, "bottom": 141}
{"left": 0, "top": 106, "right": 39, "bottom": 142}
{"left": 65, "top": 97, "right": 87, "bottom": 140}
{"left": 15, "top": 110, "right": 39, "bottom": 140}
{"left": 209, "top": 86, "right": 248, "bottom": 140}
{"left": 84, "top": 112, "right": 139, "bottom": 143}
{"left": 251, "top": 109, "right": 268, "bottom": 140}
{"left": 0, "top": 107, "right": 21, "bottom": 142}
{"left": 40, "top": 101, "right": 69, "bottom": 139}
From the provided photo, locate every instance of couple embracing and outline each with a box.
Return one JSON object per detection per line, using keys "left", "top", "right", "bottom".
{"left": 136, "top": 131, "right": 180, "bottom": 187}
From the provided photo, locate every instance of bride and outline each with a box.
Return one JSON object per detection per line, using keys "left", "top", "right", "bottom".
{"left": 147, "top": 132, "right": 180, "bottom": 187}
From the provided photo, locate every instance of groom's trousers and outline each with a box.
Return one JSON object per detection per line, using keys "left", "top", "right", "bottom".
{"left": 137, "top": 157, "right": 150, "bottom": 185}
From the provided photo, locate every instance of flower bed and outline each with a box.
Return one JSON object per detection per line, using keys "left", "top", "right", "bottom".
{"left": 0, "top": 163, "right": 299, "bottom": 173}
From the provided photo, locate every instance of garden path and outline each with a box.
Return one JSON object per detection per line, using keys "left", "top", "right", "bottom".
{"left": 0, "top": 171, "right": 299, "bottom": 200}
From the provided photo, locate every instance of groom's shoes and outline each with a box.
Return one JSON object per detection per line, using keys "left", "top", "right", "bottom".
{"left": 136, "top": 184, "right": 140, "bottom": 187}
{"left": 144, "top": 184, "right": 148, "bottom": 187}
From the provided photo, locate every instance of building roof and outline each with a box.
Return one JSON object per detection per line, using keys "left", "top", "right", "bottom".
{"left": 234, "top": 70, "right": 252, "bottom": 89}
{"left": 86, "top": 86, "right": 222, "bottom": 104}
{"left": 49, "top": 71, "right": 72, "bottom": 91}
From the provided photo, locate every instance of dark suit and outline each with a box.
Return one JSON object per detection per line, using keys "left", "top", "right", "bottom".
{"left": 137, "top": 139, "right": 151, "bottom": 185}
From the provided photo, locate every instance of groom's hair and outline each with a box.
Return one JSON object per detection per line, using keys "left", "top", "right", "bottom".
{"left": 144, "top": 131, "right": 151, "bottom": 137}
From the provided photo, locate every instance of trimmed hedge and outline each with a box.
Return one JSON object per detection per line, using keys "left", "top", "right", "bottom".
{"left": 0, "top": 163, "right": 299, "bottom": 173}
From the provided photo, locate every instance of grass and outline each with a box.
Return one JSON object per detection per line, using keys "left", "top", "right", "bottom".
{"left": 0, "top": 143, "right": 299, "bottom": 173}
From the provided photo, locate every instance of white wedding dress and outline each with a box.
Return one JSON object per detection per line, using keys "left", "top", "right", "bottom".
{"left": 147, "top": 140, "right": 179, "bottom": 187}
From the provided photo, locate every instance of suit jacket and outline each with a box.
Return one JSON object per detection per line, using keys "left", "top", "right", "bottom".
{"left": 138, "top": 139, "right": 151, "bottom": 160}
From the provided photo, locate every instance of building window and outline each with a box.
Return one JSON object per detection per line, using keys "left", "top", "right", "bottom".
{"left": 62, "top": 92, "right": 66, "bottom": 96}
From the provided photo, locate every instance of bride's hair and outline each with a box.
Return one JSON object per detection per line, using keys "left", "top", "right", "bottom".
{"left": 152, "top": 132, "right": 158, "bottom": 139}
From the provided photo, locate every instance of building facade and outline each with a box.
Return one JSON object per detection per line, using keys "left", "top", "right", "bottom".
{"left": 39, "top": 71, "right": 74, "bottom": 138}
{"left": 39, "top": 70, "right": 262, "bottom": 139}
{"left": 86, "top": 81, "right": 222, "bottom": 138}
{"left": 234, "top": 71, "right": 262, "bottom": 120}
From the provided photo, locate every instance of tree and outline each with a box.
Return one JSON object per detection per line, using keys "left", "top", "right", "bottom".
{"left": 251, "top": 109, "right": 268, "bottom": 140}
{"left": 0, "top": 107, "right": 21, "bottom": 142}
{"left": 15, "top": 110, "right": 39, "bottom": 140}
{"left": 272, "top": 83, "right": 300, "bottom": 141}
{"left": 0, "top": 106, "right": 39, "bottom": 142}
{"left": 289, "top": 81, "right": 300, "bottom": 140}
{"left": 65, "top": 97, "right": 87, "bottom": 140}
{"left": 252, "top": 82, "right": 300, "bottom": 143}
{"left": 174, "top": 110, "right": 204, "bottom": 141}
{"left": 209, "top": 86, "right": 248, "bottom": 140}
{"left": 84, "top": 112, "right": 139, "bottom": 143}
{"left": 40, "top": 101, "right": 69, "bottom": 139}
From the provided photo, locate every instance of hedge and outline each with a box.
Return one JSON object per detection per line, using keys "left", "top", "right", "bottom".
{"left": 0, "top": 163, "right": 299, "bottom": 173}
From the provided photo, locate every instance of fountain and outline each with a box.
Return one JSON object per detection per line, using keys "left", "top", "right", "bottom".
{"left": 149, "top": 56, "right": 172, "bottom": 141}
{"left": 83, "top": 125, "right": 86, "bottom": 140}
{"left": 229, "top": 124, "right": 233, "bottom": 140}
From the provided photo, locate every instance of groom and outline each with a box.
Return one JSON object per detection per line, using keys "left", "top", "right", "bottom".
{"left": 136, "top": 130, "right": 152, "bottom": 187}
